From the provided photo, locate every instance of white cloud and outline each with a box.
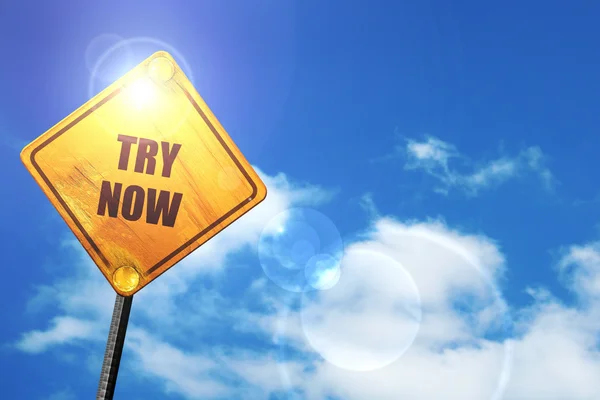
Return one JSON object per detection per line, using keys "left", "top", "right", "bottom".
{"left": 299, "top": 247, "right": 422, "bottom": 372}
{"left": 407, "top": 136, "right": 459, "bottom": 167}
{"left": 126, "top": 328, "right": 231, "bottom": 399}
{"left": 245, "top": 220, "right": 600, "bottom": 400}
{"left": 558, "top": 242, "right": 600, "bottom": 301}
{"left": 313, "top": 231, "right": 600, "bottom": 400}
{"left": 16, "top": 316, "right": 100, "bottom": 354}
{"left": 14, "top": 170, "right": 600, "bottom": 399}
{"left": 223, "top": 351, "right": 308, "bottom": 396}
{"left": 266, "top": 218, "right": 512, "bottom": 399}
{"left": 402, "top": 136, "right": 555, "bottom": 195}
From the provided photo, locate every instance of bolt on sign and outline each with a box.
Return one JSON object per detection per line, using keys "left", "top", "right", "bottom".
{"left": 21, "top": 51, "right": 267, "bottom": 296}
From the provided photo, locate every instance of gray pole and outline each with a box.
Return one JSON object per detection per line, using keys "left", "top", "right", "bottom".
{"left": 96, "top": 294, "right": 133, "bottom": 400}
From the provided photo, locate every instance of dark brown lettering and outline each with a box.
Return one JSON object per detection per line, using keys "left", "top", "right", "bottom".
{"left": 117, "top": 135, "right": 137, "bottom": 171}
{"left": 146, "top": 188, "right": 183, "bottom": 227}
{"left": 160, "top": 142, "right": 182, "bottom": 178}
{"left": 97, "top": 180, "right": 122, "bottom": 217}
{"left": 121, "top": 185, "right": 145, "bottom": 221}
{"left": 134, "top": 138, "right": 158, "bottom": 175}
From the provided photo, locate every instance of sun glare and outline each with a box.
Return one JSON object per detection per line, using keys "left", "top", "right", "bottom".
{"left": 125, "top": 77, "right": 156, "bottom": 109}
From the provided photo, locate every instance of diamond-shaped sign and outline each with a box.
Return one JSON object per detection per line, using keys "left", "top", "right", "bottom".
{"left": 21, "top": 51, "right": 267, "bottom": 296}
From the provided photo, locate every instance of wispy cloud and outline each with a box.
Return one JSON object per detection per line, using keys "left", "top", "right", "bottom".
{"left": 389, "top": 135, "right": 556, "bottom": 196}
{"left": 126, "top": 329, "right": 232, "bottom": 399}
{"left": 558, "top": 241, "right": 600, "bottom": 302}
{"left": 16, "top": 316, "right": 101, "bottom": 354}
{"left": 358, "top": 192, "right": 380, "bottom": 220}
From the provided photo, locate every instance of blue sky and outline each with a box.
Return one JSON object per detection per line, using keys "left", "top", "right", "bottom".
{"left": 2, "top": 1, "right": 600, "bottom": 399}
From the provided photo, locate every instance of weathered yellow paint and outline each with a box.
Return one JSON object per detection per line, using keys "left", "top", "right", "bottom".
{"left": 20, "top": 51, "right": 267, "bottom": 296}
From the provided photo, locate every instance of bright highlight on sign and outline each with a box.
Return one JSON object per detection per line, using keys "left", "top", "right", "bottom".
{"left": 126, "top": 77, "right": 156, "bottom": 109}
{"left": 21, "top": 51, "right": 267, "bottom": 296}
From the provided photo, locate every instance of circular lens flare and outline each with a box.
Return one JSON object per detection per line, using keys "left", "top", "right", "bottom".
{"left": 300, "top": 248, "right": 422, "bottom": 371}
{"left": 305, "top": 254, "right": 341, "bottom": 290}
{"left": 85, "top": 33, "right": 133, "bottom": 82}
{"left": 258, "top": 208, "right": 344, "bottom": 293}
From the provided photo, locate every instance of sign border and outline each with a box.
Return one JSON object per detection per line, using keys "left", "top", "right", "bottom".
{"left": 27, "top": 80, "right": 259, "bottom": 278}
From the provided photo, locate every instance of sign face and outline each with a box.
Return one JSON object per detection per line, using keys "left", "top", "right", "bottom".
{"left": 21, "top": 51, "right": 267, "bottom": 296}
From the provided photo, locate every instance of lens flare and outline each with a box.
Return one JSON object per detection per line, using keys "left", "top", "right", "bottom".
{"left": 125, "top": 77, "right": 156, "bottom": 110}
{"left": 300, "top": 248, "right": 422, "bottom": 371}
{"left": 84, "top": 33, "right": 133, "bottom": 82}
{"left": 304, "top": 253, "right": 341, "bottom": 290}
{"left": 258, "top": 208, "right": 344, "bottom": 293}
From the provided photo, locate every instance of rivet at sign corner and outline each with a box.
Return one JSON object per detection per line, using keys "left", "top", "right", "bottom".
{"left": 113, "top": 266, "right": 140, "bottom": 292}
{"left": 148, "top": 56, "right": 175, "bottom": 82}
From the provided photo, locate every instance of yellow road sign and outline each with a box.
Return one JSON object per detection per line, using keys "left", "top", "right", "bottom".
{"left": 21, "top": 51, "right": 267, "bottom": 296}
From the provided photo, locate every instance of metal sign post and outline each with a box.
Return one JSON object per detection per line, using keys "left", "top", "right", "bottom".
{"left": 96, "top": 294, "right": 134, "bottom": 400}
